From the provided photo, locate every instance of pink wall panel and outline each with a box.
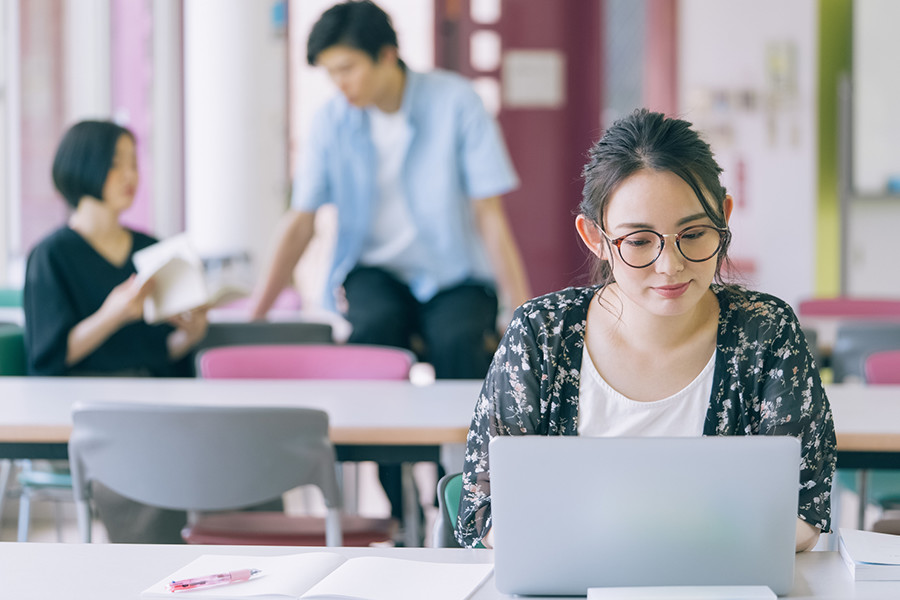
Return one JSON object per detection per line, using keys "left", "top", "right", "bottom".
{"left": 111, "top": 0, "right": 155, "bottom": 234}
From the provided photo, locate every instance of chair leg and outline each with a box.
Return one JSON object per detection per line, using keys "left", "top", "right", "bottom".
{"left": 0, "top": 459, "right": 11, "bottom": 532}
{"left": 401, "top": 462, "right": 421, "bottom": 547}
{"left": 325, "top": 507, "right": 343, "bottom": 547}
{"left": 54, "top": 500, "right": 64, "bottom": 542}
{"left": 75, "top": 500, "right": 92, "bottom": 543}
{"left": 17, "top": 489, "right": 31, "bottom": 542}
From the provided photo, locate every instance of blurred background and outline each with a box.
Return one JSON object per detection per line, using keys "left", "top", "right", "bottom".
{"left": 1, "top": 0, "right": 897, "bottom": 313}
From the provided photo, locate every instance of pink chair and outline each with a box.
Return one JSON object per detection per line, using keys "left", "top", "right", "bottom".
{"left": 798, "top": 297, "right": 900, "bottom": 318}
{"left": 192, "top": 343, "right": 417, "bottom": 547}
{"left": 196, "top": 344, "right": 415, "bottom": 380}
{"left": 865, "top": 350, "right": 900, "bottom": 385}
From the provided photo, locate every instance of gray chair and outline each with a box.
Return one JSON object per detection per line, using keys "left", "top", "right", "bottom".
{"left": 69, "top": 402, "right": 344, "bottom": 545}
{"left": 433, "top": 471, "right": 463, "bottom": 548}
{"left": 830, "top": 322, "right": 900, "bottom": 383}
{"left": 193, "top": 321, "right": 334, "bottom": 355}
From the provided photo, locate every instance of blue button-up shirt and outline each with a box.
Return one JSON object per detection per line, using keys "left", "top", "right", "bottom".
{"left": 292, "top": 68, "right": 519, "bottom": 310}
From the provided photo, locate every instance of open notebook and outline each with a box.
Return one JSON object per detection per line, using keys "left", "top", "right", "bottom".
{"left": 141, "top": 552, "right": 493, "bottom": 600}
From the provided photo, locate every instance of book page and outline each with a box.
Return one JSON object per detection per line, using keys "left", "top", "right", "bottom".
{"left": 301, "top": 557, "right": 493, "bottom": 600}
{"left": 133, "top": 234, "right": 209, "bottom": 323}
{"left": 141, "top": 553, "right": 346, "bottom": 599}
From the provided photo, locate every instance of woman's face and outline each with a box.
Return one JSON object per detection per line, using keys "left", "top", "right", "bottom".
{"left": 598, "top": 169, "right": 728, "bottom": 318}
{"left": 101, "top": 134, "right": 138, "bottom": 212}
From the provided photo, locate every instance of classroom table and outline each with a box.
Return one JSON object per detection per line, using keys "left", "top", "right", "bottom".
{"left": 0, "top": 542, "right": 894, "bottom": 599}
{"left": 0, "top": 376, "right": 482, "bottom": 547}
{"left": 2, "top": 378, "right": 899, "bottom": 540}
{"left": 2, "top": 378, "right": 898, "bottom": 463}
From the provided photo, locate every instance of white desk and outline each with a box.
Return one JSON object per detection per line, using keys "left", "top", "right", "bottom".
{"left": 2, "top": 379, "right": 899, "bottom": 459}
{"left": 0, "top": 543, "right": 893, "bottom": 599}
{"left": 0, "top": 376, "right": 482, "bottom": 454}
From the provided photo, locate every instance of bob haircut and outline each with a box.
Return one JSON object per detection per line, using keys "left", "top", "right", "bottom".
{"left": 52, "top": 120, "right": 134, "bottom": 209}
{"left": 307, "top": 0, "right": 399, "bottom": 66}
{"left": 579, "top": 108, "right": 733, "bottom": 287}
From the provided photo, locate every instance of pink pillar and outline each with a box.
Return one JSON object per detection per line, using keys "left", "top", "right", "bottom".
{"left": 111, "top": 0, "right": 154, "bottom": 233}
{"left": 644, "top": 0, "right": 678, "bottom": 117}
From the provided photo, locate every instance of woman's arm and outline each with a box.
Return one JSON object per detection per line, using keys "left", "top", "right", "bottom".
{"left": 796, "top": 518, "right": 820, "bottom": 552}
{"left": 166, "top": 308, "right": 209, "bottom": 361}
{"left": 65, "top": 275, "right": 153, "bottom": 366}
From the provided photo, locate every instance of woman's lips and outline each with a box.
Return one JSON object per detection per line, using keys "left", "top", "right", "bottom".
{"left": 653, "top": 282, "right": 690, "bottom": 299}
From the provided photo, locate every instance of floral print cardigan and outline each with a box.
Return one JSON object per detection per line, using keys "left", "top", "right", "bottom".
{"left": 456, "top": 284, "right": 837, "bottom": 548}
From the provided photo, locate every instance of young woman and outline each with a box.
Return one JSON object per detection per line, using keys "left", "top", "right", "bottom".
{"left": 23, "top": 120, "right": 209, "bottom": 543}
{"left": 456, "top": 109, "right": 836, "bottom": 552}
{"left": 24, "top": 120, "right": 207, "bottom": 377}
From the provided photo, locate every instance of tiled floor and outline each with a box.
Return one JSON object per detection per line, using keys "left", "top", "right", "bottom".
{"left": 1, "top": 461, "right": 439, "bottom": 545}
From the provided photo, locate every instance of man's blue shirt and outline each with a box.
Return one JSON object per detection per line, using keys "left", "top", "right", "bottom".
{"left": 291, "top": 68, "right": 519, "bottom": 310}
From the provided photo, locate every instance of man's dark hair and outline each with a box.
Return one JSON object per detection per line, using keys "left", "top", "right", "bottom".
{"left": 52, "top": 120, "right": 134, "bottom": 209}
{"left": 307, "top": 1, "right": 399, "bottom": 66}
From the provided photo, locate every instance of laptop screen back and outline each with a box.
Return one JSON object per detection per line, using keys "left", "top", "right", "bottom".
{"left": 489, "top": 436, "right": 800, "bottom": 596}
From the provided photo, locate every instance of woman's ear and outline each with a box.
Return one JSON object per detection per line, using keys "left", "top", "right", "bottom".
{"left": 723, "top": 194, "right": 734, "bottom": 224}
{"left": 575, "top": 214, "right": 608, "bottom": 260}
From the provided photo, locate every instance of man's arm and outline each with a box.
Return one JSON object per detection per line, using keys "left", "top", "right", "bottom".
{"left": 473, "top": 196, "right": 532, "bottom": 321}
{"left": 249, "top": 210, "right": 317, "bottom": 320}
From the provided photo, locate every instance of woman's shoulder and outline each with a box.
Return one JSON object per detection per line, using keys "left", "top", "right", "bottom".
{"left": 512, "top": 286, "right": 597, "bottom": 332}
{"left": 713, "top": 284, "right": 802, "bottom": 345}
{"left": 714, "top": 285, "right": 797, "bottom": 319}
{"left": 127, "top": 229, "right": 160, "bottom": 252}
{"left": 27, "top": 227, "right": 80, "bottom": 261}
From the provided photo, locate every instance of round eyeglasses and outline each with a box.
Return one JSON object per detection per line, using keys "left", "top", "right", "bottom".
{"left": 601, "top": 225, "right": 730, "bottom": 269}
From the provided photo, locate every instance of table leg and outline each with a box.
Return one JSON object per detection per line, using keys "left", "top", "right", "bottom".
{"left": 858, "top": 469, "right": 870, "bottom": 530}
{"left": 401, "top": 462, "right": 420, "bottom": 547}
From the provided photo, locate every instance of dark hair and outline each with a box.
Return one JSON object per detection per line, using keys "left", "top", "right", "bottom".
{"left": 52, "top": 120, "right": 134, "bottom": 209}
{"left": 307, "top": 0, "right": 399, "bottom": 66}
{"left": 579, "top": 108, "right": 732, "bottom": 286}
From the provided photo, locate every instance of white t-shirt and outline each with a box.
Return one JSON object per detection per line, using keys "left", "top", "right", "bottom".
{"left": 577, "top": 346, "right": 716, "bottom": 437}
{"left": 359, "top": 107, "right": 428, "bottom": 284}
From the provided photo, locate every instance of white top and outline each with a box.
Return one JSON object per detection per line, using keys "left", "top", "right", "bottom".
{"left": 359, "top": 107, "right": 428, "bottom": 285}
{"left": 577, "top": 347, "right": 716, "bottom": 437}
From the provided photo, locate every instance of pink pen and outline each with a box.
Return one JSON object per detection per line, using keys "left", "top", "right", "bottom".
{"left": 167, "top": 568, "right": 262, "bottom": 592}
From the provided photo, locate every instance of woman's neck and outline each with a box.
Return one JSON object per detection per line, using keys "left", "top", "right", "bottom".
{"left": 599, "top": 283, "right": 719, "bottom": 353}
{"left": 68, "top": 197, "right": 124, "bottom": 240}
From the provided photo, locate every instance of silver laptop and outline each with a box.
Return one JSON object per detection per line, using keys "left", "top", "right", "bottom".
{"left": 489, "top": 436, "right": 800, "bottom": 596}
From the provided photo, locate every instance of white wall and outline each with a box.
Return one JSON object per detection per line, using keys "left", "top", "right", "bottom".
{"left": 678, "top": 0, "right": 818, "bottom": 308}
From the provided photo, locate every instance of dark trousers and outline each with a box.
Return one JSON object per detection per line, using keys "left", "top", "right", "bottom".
{"left": 343, "top": 266, "right": 498, "bottom": 521}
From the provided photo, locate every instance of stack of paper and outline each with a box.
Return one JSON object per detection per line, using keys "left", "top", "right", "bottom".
{"left": 839, "top": 528, "right": 900, "bottom": 580}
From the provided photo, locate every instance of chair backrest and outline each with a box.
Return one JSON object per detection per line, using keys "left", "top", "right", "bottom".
{"left": 865, "top": 350, "right": 900, "bottom": 385}
{"left": 193, "top": 321, "right": 334, "bottom": 354}
{"left": 433, "top": 471, "right": 463, "bottom": 548}
{"left": 798, "top": 297, "right": 900, "bottom": 318}
{"left": 0, "top": 324, "right": 27, "bottom": 375}
{"left": 196, "top": 344, "right": 415, "bottom": 380}
{"left": 68, "top": 402, "right": 342, "bottom": 512}
{"left": 831, "top": 321, "right": 900, "bottom": 383}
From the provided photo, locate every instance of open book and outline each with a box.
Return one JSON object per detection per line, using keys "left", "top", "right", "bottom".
{"left": 132, "top": 234, "right": 249, "bottom": 324}
{"left": 141, "top": 552, "right": 493, "bottom": 600}
{"left": 839, "top": 528, "right": 900, "bottom": 580}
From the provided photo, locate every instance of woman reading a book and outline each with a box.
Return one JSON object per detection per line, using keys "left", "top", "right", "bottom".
{"left": 23, "top": 120, "right": 209, "bottom": 542}
{"left": 456, "top": 109, "right": 836, "bottom": 552}
{"left": 24, "top": 120, "right": 208, "bottom": 377}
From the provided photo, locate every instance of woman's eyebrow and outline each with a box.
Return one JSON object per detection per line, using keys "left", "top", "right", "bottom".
{"left": 613, "top": 213, "right": 710, "bottom": 230}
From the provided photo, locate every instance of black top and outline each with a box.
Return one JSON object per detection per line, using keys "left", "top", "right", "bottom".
{"left": 23, "top": 226, "right": 189, "bottom": 376}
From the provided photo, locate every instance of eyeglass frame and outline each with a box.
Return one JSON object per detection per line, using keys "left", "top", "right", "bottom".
{"left": 598, "top": 224, "right": 731, "bottom": 269}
